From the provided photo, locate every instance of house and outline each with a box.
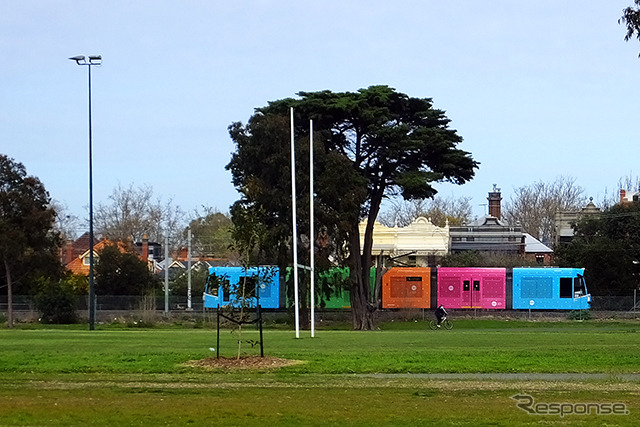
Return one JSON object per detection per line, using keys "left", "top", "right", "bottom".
{"left": 553, "top": 197, "right": 601, "bottom": 246}
{"left": 61, "top": 232, "right": 99, "bottom": 266}
{"left": 449, "top": 186, "right": 524, "bottom": 254}
{"left": 358, "top": 216, "right": 449, "bottom": 267}
{"left": 619, "top": 189, "right": 640, "bottom": 204}
{"left": 523, "top": 233, "right": 553, "bottom": 264}
{"left": 64, "top": 233, "right": 161, "bottom": 275}
{"left": 65, "top": 239, "right": 130, "bottom": 275}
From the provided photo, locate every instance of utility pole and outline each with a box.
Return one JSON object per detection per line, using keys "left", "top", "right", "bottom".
{"left": 187, "top": 228, "right": 192, "bottom": 311}
{"left": 164, "top": 235, "right": 169, "bottom": 313}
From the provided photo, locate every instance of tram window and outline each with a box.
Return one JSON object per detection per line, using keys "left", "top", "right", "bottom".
{"left": 221, "top": 278, "right": 231, "bottom": 302}
{"left": 574, "top": 276, "right": 586, "bottom": 296}
{"left": 473, "top": 281, "right": 480, "bottom": 291}
{"left": 237, "top": 276, "right": 257, "bottom": 298}
{"left": 463, "top": 280, "right": 470, "bottom": 291}
{"left": 559, "top": 277, "right": 573, "bottom": 298}
{"left": 206, "top": 280, "right": 218, "bottom": 297}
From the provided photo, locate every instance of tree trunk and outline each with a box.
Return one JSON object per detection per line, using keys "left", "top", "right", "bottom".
{"left": 4, "top": 259, "right": 13, "bottom": 329}
{"left": 348, "top": 226, "right": 375, "bottom": 330}
{"left": 349, "top": 187, "right": 385, "bottom": 330}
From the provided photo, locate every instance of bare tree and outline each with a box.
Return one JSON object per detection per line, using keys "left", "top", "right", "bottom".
{"left": 599, "top": 174, "right": 640, "bottom": 209}
{"left": 94, "top": 183, "right": 186, "bottom": 250}
{"left": 379, "top": 195, "right": 473, "bottom": 228}
{"left": 503, "top": 176, "right": 586, "bottom": 244}
{"left": 50, "top": 200, "right": 81, "bottom": 242}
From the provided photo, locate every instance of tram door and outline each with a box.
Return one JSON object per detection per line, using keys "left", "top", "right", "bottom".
{"left": 461, "top": 278, "right": 482, "bottom": 309}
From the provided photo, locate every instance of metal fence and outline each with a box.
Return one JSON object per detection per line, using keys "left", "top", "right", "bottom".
{"left": 1, "top": 294, "right": 640, "bottom": 314}
{"left": 0, "top": 295, "right": 204, "bottom": 313}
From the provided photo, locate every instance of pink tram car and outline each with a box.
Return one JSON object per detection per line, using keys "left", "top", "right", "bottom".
{"left": 436, "top": 267, "right": 506, "bottom": 309}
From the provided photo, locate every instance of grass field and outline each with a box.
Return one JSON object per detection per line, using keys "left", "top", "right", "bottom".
{"left": 1, "top": 319, "right": 640, "bottom": 425}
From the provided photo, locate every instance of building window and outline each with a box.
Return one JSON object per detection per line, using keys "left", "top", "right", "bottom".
{"left": 82, "top": 255, "right": 98, "bottom": 265}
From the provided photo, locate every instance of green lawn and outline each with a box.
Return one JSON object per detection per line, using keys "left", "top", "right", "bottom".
{"left": 1, "top": 320, "right": 639, "bottom": 425}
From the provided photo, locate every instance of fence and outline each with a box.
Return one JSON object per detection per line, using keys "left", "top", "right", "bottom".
{"left": 0, "top": 295, "right": 204, "bottom": 314}
{"left": 2, "top": 295, "right": 640, "bottom": 318}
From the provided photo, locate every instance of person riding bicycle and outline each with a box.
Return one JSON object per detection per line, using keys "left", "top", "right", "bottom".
{"left": 435, "top": 304, "right": 447, "bottom": 328}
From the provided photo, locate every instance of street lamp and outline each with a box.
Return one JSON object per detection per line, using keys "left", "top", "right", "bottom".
{"left": 70, "top": 55, "right": 102, "bottom": 330}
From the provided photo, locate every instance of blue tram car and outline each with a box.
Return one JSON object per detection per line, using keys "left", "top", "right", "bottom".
{"left": 203, "top": 266, "right": 280, "bottom": 309}
{"left": 512, "top": 267, "right": 590, "bottom": 310}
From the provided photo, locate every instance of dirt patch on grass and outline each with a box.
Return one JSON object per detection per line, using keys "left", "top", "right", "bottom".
{"left": 183, "top": 356, "right": 304, "bottom": 371}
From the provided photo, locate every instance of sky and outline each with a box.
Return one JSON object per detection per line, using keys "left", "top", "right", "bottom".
{"left": 1, "top": 1, "right": 639, "bottom": 230}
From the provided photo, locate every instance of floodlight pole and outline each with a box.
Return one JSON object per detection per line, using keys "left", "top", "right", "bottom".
{"left": 70, "top": 55, "right": 101, "bottom": 331}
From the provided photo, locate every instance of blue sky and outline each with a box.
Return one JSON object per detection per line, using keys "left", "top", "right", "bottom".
{"left": 1, "top": 1, "right": 639, "bottom": 225}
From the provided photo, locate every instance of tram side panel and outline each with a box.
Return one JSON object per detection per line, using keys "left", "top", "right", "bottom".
{"left": 381, "top": 267, "right": 431, "bottom": 309}
{"left": 203, "top": 266, "right": 280, "bottom": 309}
{"left": 512, "top": 267, "right": 590, "bottom": 310}
{"left": 436, "top": 267, "right": 506, "bottom": 309}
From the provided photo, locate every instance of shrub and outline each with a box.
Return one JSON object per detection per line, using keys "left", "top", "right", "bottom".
{"left": 567, "top": 309, "right": 592, "bottom": 321}
{"left": 34, "top": 278, "right": 79, "bottom": 324}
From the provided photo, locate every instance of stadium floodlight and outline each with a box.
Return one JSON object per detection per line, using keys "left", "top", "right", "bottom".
{"left": 69, "top": 55, "right": 86, "bottom": 64}
{"left": 69, "top": 54, "right": 102, "bottom": 331}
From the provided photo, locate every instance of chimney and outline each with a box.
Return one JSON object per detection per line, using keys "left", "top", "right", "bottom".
{"left": 488, "top": 184, "right": 502, "bottom": 219}
{"left": 142, "top": 234, "right": 149, "bottom": 260}
{"left": 621, "top": 189, "right": 626, "bottom": 204}
{"left": 65, "top": 240, "right": 73, "bottom": 265}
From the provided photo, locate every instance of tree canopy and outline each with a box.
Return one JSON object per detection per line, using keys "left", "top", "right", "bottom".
{"left": 555, "top": 201, "right": 640, "bottom": 296}
{"left": 621, "top": 1, "right": 640, "bottom": 56}
{"left": 186, "top": 208, "right": 235, "bottom": 261}
{"left": 227, "top": 86, "right": 477, "bottom": 329}
{"left": 94, "top": 244, "right": 159, "bottom": 296}
{"left": 1, "top": 154, "right": 62, "bottom": 327}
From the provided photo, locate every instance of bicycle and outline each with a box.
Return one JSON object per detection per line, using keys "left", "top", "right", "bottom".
{"left": 429, "top": 316, "right": 453, "bottom": 330}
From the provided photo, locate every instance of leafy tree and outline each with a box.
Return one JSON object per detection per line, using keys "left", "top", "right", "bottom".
{"left": 170, "top": 264, "right": 209, "bottom": 297}
{"left": 94, "top": 183, "right": 186, "bottom": 250}
{"left": 503, "top": 176, "right": 585, "bottom": 245}
{"left": 621, "top": 1, "right": 640, "bottom": 56}
{"left": 227, "top": 108, "right": 367, "bottom": 329}
{"left": 379, "top": 195, "right": 472, "bottom": 228}
{"left": 228, "top": 86, "right": 477, "bottom": 330}
{"left": 94, "top": 244, "right": 160, "bottom": 295}
{"left": 187, "top": 208, "right": 236, "bottom": 261}
{"left": 555, "top": 201, "right": 640, "bottom": 296}
{"left": 1, "top": 154, "right": 63, "bottom": 328}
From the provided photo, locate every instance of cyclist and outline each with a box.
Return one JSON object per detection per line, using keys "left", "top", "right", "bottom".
{"left": 434, "top": 304, "right": 447, "bottom": 328}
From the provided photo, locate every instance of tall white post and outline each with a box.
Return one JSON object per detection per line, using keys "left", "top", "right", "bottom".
{"left": 310, "top": 119, "right": 315, "bottom": 338}
{"left": 290, "top": 107, "right": 300, "bottom": 338}
{"left": 187, "top": 228, "right": 192, "bottom": 311}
